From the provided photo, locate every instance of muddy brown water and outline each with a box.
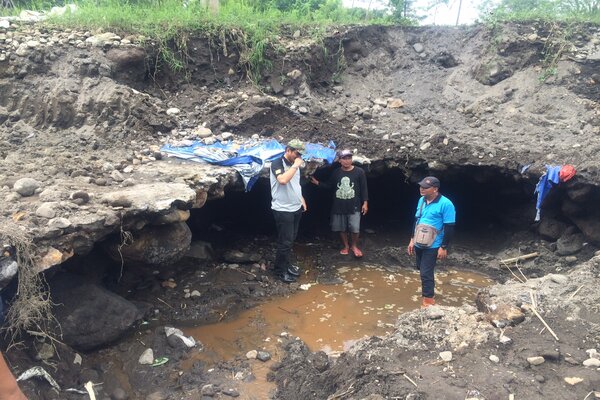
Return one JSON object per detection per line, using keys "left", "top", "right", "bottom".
{"left": 182, "top": 265, "right": 492, "bottom": 398}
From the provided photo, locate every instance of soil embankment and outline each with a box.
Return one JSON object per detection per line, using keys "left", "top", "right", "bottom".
{"left": 0, "top": 18, "right": 599, "bottom": 399}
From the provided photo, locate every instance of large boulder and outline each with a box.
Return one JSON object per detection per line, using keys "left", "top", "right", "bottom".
{"left": 538, "top": 217, "right": 568, "bottom": 241}
{"left": 556, "top": 232, "right": 585, "bottom": 255}
{"left": 51, "top": 274, "right": 141, "bottom": 351}
{"left": 106, "top": 222, "right": 192, "bottom": 266}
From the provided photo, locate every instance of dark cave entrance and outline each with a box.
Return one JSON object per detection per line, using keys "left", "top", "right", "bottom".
{"left": 188, "top": 164, "right": 538, "bottom": 252}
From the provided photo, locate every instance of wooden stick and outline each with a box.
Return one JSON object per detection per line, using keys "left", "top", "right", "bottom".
{"left": 501, "top": 262, "right": 525, "bottom": 283}
{"left": 403, "top": 373, "right": 418, "bottom": 388}
{"left": 568, "top": 285, "right": 584, "bottom": 300}
{"left": 515, "top": 262, "right": 528, "bottom": 282}
{"left": 529, "top": 291, "right": 559, "bottom": 341}
{"left": 500, "top": 252, "right": 539, "bottom": 264}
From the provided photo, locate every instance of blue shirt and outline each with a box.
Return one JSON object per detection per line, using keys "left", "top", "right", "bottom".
{"left": 414, "top": 194, "right": 456, "bottom": 248}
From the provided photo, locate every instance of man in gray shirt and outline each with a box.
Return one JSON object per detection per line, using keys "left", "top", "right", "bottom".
{"left": 270, "top": 139, "right": 307, "bottom": 283}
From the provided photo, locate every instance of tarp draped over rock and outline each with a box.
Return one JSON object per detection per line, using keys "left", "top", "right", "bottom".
{"left": 161, "top": 139, "right": 337, "bottom": 190}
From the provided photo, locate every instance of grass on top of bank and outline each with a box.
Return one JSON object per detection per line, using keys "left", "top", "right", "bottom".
{"left": 46, "top": 0, "right": 390, "bottom": 38}
{"left": 38, "top": 0, "right": 396, "bottom": 81}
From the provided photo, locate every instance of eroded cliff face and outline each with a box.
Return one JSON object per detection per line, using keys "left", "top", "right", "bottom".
{"left": 1, "top": 16, "right": 600, "bottom": 400}
{"left": 1, "top": 22, "right": 600, "bottom": 269}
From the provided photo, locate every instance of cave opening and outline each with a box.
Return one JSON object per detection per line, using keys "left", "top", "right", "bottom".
{"left": 188, "top": 164, "right": 538, "bottom": 255}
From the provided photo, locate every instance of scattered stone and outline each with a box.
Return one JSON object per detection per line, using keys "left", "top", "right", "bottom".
{"left": 527, "top": 356, "right": 545, "bottom": 366}
{"left": 564, "top": 377, "right": 583, "bottom": 385}
{"left": 420, "top": 142, "right": 431, "bottom": 151}
{"left": 556, "top": 232, "right": 585, "bottom": 255}
{"left": 527, "top": 33, "right": 539, "bottom": 42}
{"left": 548, "top": 274, "right": 568, "bottom": 284}
{"left": 111, "top": 170, "right": 125, "bottom": 182}
{"left": 287, "top": 69, "right": 302, "bottom": 80}
{"left": 413, "top": 43, "right": 424, "bottom": 53}
{"left": 221, "top": 132, "right": 233, "bottom": 140}
{"left": 85, "top": 32, "right": 121, "bottom": 47}
{"left": 166, "top": 108, "right": 180, "bottom": 116}
{"left": 138, "top": 348, "right": 154, "bottom": 365}
{"left": 534, "top": 375, "right": 545, "bottom": 383}
{"left": 145, "top": 392, "right": 167, "bottom": 400}
{"left": 48, "top": 217, "right": 71, "bottom": 229}
{"left": 192, "top": 126, "right": 213, "bottom": 138}
{"left": 36, "top": 343, "right": 54, "bottom": 360}
{"left": 222, "top": 388, "right": 240, "bottom": 397}
{"left": 13, "top": 177, "right": 41, "bottom": 196}
{"left": 425, "top": 307, "right": 445, "bottom": 320}
{"left": 246, "top": 350, "right": 258, "bottom": 359}
{"left": 36, "top": 202, "right": 58, "bottom": 219}
{"left": 489, "top": 355, "right": 500, "bottom": 363}
{"left": 257, "top": 351, "right": 271, "bottom": 362}
{"left": 201, "top": 384, "right": 218, "bottom": 396}
{"left": 387, "top": 98, "right": 404, "bottom": 108}
{"left": 439, "top": 351, "right": 452, "bottom": 362}
{"left": 223, "top": 250, "right": 260, "bottom": 264}
{"left": 190, "top": 290, "right": 201, "bottom": 297}
{"left": 112, "top": 387, "right": 128, "bottom": 400}
{"left": 70, "top": 191, "right": 90, "bottom": 204}
{"left": 583, "top": 358, "right": 600, "bottom": 367}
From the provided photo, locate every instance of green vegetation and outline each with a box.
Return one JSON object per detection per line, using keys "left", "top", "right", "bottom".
{"left": 480, "top": 0, "right": 600, "bottom": 24}
{"left": 1, "top": 0, "right": 417, "bottom": 82}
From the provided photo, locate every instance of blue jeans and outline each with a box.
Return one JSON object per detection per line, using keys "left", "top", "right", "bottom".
{"left": 415, "top": 247, "right": 439, "bottom": 298}
{"left": 273, "top": 208, "right": 302, "bottom": 274}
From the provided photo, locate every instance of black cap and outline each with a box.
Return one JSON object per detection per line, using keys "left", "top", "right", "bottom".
{"left": 418, "top": 176, "right": 440, "bottom": 189}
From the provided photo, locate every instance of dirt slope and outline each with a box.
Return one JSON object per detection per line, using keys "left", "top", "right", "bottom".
{"left": 0, "top": 17, "right": 599, "bottom": 400}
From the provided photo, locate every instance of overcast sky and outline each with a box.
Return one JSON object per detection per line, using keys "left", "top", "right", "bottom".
{"left": 343, "top": 0, "right": 484, "bottom": 25}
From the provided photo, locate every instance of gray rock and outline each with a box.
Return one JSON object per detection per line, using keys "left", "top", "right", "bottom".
{"left": 548, "top": 274, "right": 568, "bottom": 284}
{"left": 106, "top": 222, "right": 191, "bottom": 266}
{"left": 48, "top": 217, "right": 71, "bottom": 229}
{"left": 413, "top": 43, "right": 424, "bottom": 53}
{"left": 111, "top": 170, "right": 125, "bottom": 182}
{"left": 50, "top": 274, "right": 142, "bottom": 351}
{"left": 222, "top": 388, "right": 239, "bottom": 397}
{"left": 13, "top": 177, "right": 41, "bottom": 196}
{"left": 556, "top": 233, "right": 585, "bottom": 255}
{"left": 201, "top": 384, "right": 218, "bottom": 396}
{"left": 527, "top": 356, "right": 545, "bottom": 366}
{"left": 138, "top": 348, "right": 154, "bottom": 365}
{"left": 112, "top": 387, "right": 128, "bottom": 400}
{"left": 145, "top": 392, "right": 167, "bottom": 400}
{"left": 36, "top": 202, "right": 58, "bottom": 219}
{"left": 538, "top": 217, "right": 568, "bottom": 241}
{"left": 186, "top": 241, "right": 214, "bottom": 261}
{"left": 256, "top": 351, "right": 271, "bottom": 362}
{"left": 566, "top": 185, "right": 592, "bottom": 203}
{"left": 222, "top": 250, "right": 260, "bottom": 264}
{"left": 308, "top": 351, "right": 329, "bottom": 372}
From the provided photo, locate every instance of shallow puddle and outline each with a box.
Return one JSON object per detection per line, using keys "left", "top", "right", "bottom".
{"left": 182, "top": 265, "right": 492, "bottom": 397}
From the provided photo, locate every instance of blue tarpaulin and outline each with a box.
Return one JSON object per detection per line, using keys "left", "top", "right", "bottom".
{"left": 161, "top": 139, "right": 336, "bottom": 191}
{"left": 534, "top": 165, "right": 561, "bottom": 221}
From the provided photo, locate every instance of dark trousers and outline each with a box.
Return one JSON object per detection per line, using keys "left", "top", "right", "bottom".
{"left": 273, "top": 208, "right": 302, "bottom": 274}
{"left": 415, "top": 247, "right": 439, "bottom": 298}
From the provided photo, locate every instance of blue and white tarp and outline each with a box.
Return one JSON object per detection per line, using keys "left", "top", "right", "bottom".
{"left": 161, "top": 139, "right": 336, "bottom": 191}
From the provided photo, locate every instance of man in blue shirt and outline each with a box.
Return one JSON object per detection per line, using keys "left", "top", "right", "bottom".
{"left": 407, "top": 176, "right": 456, "bottom": 308}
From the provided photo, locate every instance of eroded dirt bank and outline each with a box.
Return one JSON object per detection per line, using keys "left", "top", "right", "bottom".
{"left": 0, "top": 17, "right": 599, "bottom": 399}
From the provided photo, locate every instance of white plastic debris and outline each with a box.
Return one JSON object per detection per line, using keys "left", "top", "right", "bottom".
{"left": 165, "top": 326, "right": 196, "bottom": 348}
{"left": 17, "top": 366, "right": 61, "bottom": 391}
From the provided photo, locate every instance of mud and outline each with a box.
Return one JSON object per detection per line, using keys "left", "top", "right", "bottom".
{"left": 0, "top": 17, "right": 600, "bottom": 400}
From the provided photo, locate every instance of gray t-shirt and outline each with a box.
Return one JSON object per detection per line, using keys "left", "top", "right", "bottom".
{"left": 270, "top": 156, "right": 302, "bottom": 212}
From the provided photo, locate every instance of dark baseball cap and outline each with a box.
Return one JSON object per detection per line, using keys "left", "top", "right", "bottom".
{"left": 418, "top": 176, "right": 440, "bottom": 188}
{"left": 338, "top": 149, "right": 353, "bottom": 158}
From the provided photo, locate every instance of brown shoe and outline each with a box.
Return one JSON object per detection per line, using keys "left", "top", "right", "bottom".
{"left": 421, "top": 297, "right": 435, "bottom": 308}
